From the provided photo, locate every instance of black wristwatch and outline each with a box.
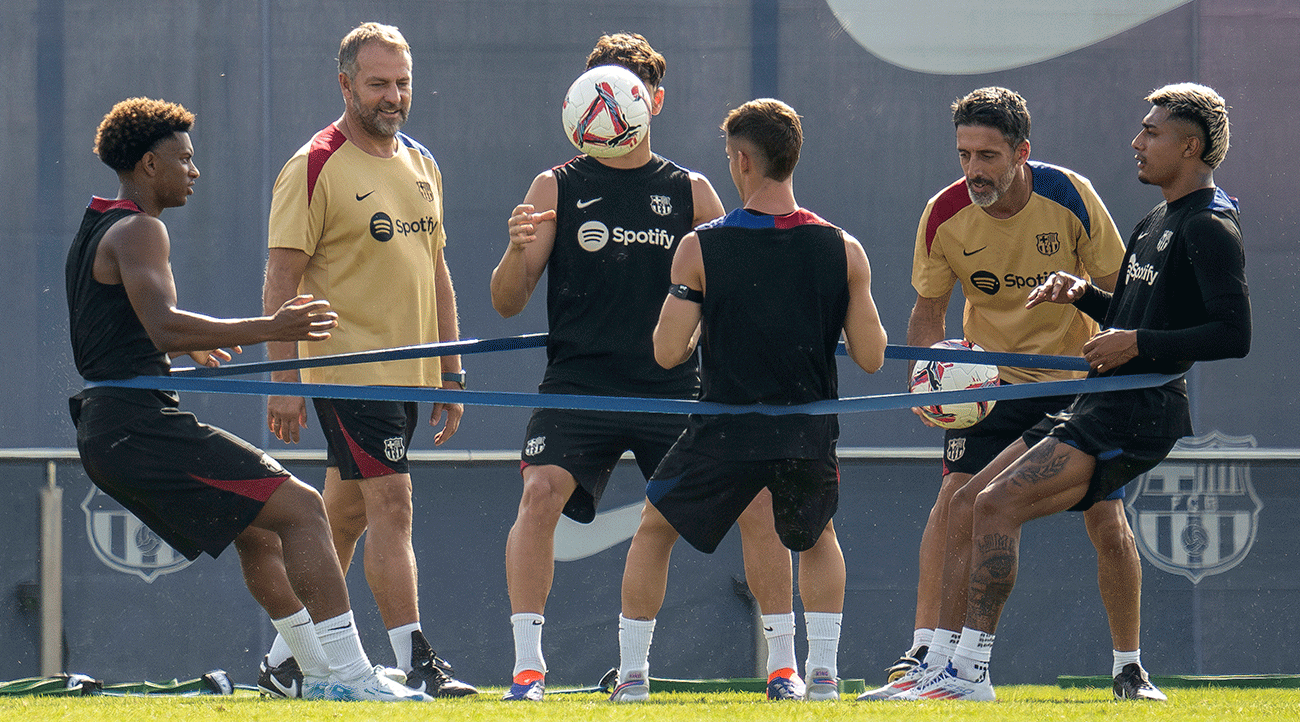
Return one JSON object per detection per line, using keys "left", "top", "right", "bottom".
{"left": 441, "top": 371, "right": 466, "bottom": 388}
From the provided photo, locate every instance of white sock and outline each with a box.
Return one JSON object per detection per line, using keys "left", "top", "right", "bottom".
{"left": 950, "top": 626, "right": 994, "bottom": 682}
{"left": 804, "top": 612, "right": 842, "bottom": 677}
{"left": 911, "top": 628, "right": 934, "bottom": 656}
{"left": 388, "top": 621, "right": 421, "bottom": 673}
{"left": 923, "top": 628, "right": 959, "bottom": 668}
{"left": 618, "top": 615, "right": 656, "bottom": 680}
{"left": 762, "top": 612, "right": 797, "bottom": 676}
{"left": 267, "top": 632, "right": 294, "bottom": 667}
{"left": 510, "top": 613, "right": 547, "bottom": 677}
{"left": 315, "top": 611, "right": 372, "bottom": 681}
{"left": 1113, "top": 649, "right": 1142, "bottom": 677}
{"left": 270, "top": 608, "right": 330, "bottom": 679}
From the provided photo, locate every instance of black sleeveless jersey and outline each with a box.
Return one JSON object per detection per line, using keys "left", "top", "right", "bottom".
{"left": 543, "top": 154, "right": 699, "bottom": 398}
{"left": 66, "top": 198, "right": 170, "bottom": 381}
{"left": 688, "top": 208, "right": 850, "bottom": 460}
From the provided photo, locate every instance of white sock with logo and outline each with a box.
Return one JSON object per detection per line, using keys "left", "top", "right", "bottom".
{"left": 618, "top": 615, "right": 656, "bottom": 682}
{"left": 387, "top": 621, "right": 421, "bottom": 673}
{"left": 1113, "top": 649, "right": 1142, "bottom": 677}
{"left": 271, "top": 608, "right": 330, "bottom": 679}
{"left": 950, "top": 626, "right": 994, "bottom": 682}
{"left": 316, "top": 611, "right": 372, "bottom": 682}
{"left": 923, "top": 628, "right": 960, "bottom": 669}
{"left": 804, "top": 612, "right": 842, "bottom": 677}
{"left": 511, "top": 613, "right": 547, "bottom": 677}
{"left": 762, "top": 612, "right": 797, "bottom": 676}
{"left": 912, "top": 628, "right": 934, "bottom": 656}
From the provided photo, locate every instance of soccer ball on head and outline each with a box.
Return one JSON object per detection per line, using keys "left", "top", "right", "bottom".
{"left": 909, "top": 339, "right": 1000, "bottom": 429}
{"left": 561, "top": 65, "right": 651, "bottom": 158}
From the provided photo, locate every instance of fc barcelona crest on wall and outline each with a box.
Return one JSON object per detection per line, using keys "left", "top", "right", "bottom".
{"left": 1125, "top": 431, "right": 1262, "bottom": 584}
{"left": 81, "top": 486, "right": 193, "bottom": 583}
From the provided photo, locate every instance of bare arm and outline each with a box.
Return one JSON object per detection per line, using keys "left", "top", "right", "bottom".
{"left": 841, "top": 233, "right": 888, "bottom": 373}
{"left": 429, "top": 246, "right": 463, "bottom": 444}
{"left": 653, "top": 232, "right": 704, "bottom": 369}
{"left": 262, "top": 246, "right": 313, "bottom": 442}
{"left": 690, "top": 172, "right": 726, "bottom": 226}
{"left": 905, "top": 289, "right": 953, "bottom": 376}
{"left": 105, "top": 215, "right": 335, "bottom": 353}
{"left": 491, "top": 172, "right": 557, "bottom": 317}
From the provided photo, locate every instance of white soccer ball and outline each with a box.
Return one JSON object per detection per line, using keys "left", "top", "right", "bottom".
{"left": 909, "top": 339, "right": 1000, "bottom": 429}
{"left": 561, "top": 65, "right": 651, "bottom": 158}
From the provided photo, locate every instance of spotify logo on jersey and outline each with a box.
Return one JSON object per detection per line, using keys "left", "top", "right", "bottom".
{"left": 578, "top": 220, "right": 610, "bottom": 252}
{"left": 370, "top": 212, "right": 394, "bottom": 242}
{"left": 970, "top": 271, "right": 1000, "bottom": 295}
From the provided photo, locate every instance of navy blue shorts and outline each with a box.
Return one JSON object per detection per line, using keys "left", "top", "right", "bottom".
{"left": 71, "top": 389, "right": 290, "bottom": 561}
{"left": 520, "top": 408, "right": 686, "bottom": 523}
{"left": 647, "top": 445, "right": 839, "bottom": 554}
{"left": 313, "top": 398, "right": 418, "bottom": 480}
{"left": 1022, "top": 399, "right": 1179, "bottom": 512}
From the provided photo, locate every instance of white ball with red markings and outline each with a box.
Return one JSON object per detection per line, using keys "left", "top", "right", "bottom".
{"left": 909, "top": 339, "right": 999, "bottom": 429}
{"left": 561, "top": 65, "right": 651, "bottom": 158}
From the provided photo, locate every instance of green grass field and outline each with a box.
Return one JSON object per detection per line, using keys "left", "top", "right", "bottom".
{"left": 4, "top": 685, "right": 1298, "bottom": 722}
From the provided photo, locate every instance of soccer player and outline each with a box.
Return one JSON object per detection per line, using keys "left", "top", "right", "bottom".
{"left": 612, "top": 98, "right": 888, "bottom": 703}
{"left": 260, "top": 22, "right": 475, "bottom": 697}
{"left": 491, "top": 33, "right": 797, "bottom": 701}
{"left": 903, "top": 83, "right": 1249, "bottom": 701}
{"left": 863, "top": 87, "right": 1153, "bottom": 700}
{"left": 67, "top": 96, "right": 429, "bottom": 702}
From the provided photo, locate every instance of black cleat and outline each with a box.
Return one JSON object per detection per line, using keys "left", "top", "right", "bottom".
{"left": 257, "top": 655, "right": 303, "bottom": 698}
{"left": 406, "top": 630, "right": 478, "bottom": 697}
{"left": 1113, "top": 663, "right": 1167, "bottom": 701}
{"left": 885, "top": 645, "right": 927, "bottom": 683}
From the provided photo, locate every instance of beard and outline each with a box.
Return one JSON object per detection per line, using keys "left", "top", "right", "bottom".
{"left": 350, "top": 92, "right": 409, "bottom": 138}
{"left": 966, "top": 162, "right": 1018, "bottom": 207}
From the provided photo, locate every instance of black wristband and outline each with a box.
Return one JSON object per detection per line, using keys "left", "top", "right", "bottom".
{"left": 441, "top": 371, "right": 466, "bottom": 388}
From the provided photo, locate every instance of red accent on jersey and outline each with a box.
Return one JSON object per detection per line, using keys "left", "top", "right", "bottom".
{"left": 774, "top": 208, "right": 833, "bottom": 229}
{"left": 88, "top": 197, "right": 143, "bottom": 213}
{"left": 306, "top": 124, "right": 348, "bottom": 206}
{"left": 924, "top": 180, "right": 974, "bottom": 254}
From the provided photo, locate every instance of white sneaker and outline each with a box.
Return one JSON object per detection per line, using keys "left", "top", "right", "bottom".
{"left": 304, "top": 671, "right": 434, "bottom": 701}
{"left": 893, "top": 663, "right": 995, "bottom": 702}
{"left": 609, "top": 669, "right": 649, "bottom": 702}
{"left": 857, "top": 661, "right": 929, "bottom": 700}
{"left": 806, "top": 667, "right": 840, "bottom": 700}
{"left": 375, "top": 665, "right": 407, "bottom": 684}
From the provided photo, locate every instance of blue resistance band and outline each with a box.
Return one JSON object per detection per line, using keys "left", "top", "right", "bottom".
{"left": 91, "top": 333, "right": 1177, "bottom": 416}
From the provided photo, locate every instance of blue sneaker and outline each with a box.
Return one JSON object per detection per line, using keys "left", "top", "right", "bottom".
{"left": 502, "top": 678, "right": 544, "bottom": 701}
{"left": 766, "top": 672, "right": 807, "bottom": 700}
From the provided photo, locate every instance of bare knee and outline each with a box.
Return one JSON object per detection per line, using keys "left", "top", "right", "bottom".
{"left": 517, "top": 466, "right": 574, "bottom": 522}
{"left": 358, "top": 475, "right": 413, "bottom": 529}
{"left": 1085, "top": 501, "right": 1137, "bottom": 558}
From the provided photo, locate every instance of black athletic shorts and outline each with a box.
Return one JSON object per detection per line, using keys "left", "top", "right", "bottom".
{"left": 1022, "top": 396, "right": 1180, "bottom": 512}
{"left": 943, "top": 388, "right": 1127, "bottom": 503}
{"left": 520, "top": 407, "right": 686, "bottom": 523}
{"left": 70, "top": 388, "right": 291, "bottom": 561}
{"left": 647, "top": 444, "right": 840, "bottom": 555}
{"left": 313, "top": 398, "right": 418, "bottom": 480}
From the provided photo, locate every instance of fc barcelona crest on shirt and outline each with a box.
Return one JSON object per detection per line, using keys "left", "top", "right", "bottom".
{"left": 650, "top": 194, "right": 672, "bottom": 216}
{"left": 82, "top": 486, "right": 193, "bottom": 583}
{"left": 1125, "top": 431, "right": 1262, "bottom": 584}
{"left": 1035, "top": 232, "right": 1060, "bottom": 256}
{"left": 416, "top": 180, "right": 435, "bottom": 203}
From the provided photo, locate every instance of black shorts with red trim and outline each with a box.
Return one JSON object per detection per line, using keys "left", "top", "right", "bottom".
{"left": 1022, "top": 394, "right": 1180, "bottom": 512}
{"left": 520, "top": 407, "right": 686, "bottom": 523}
{"left": 647, "top": 444, "right": 840, "bottom": 554}
{"left": 70, "top": 388, "right": 290, "bottom": 561}
{"left": 313, "top": 398, "right": 418, "bottom": 480}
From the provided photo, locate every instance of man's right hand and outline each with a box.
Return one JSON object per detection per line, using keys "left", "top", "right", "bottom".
{"left": 269, "top": 294, "right": 338, "bottom": 342}
{"left": 268, "top": 395, "right": 307, "bottom": 443}
{"left": 507, "top": 204, "right": 556, "bottom": 250}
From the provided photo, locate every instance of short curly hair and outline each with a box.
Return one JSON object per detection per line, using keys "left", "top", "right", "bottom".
{"left": 93, "top": 97, "right": 195, "bottom": 172}
{"left": 586, "top": 32, "right": 666, "bottom": 90}
{"left": 1146, "top": 83, "right": 1230, "bottom": 169}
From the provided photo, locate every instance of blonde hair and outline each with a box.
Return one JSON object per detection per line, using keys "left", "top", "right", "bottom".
{"left": 1146, "top": 83, "right": 1230, "bottom": 169}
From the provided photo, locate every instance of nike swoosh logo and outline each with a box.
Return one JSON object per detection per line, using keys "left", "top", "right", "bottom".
{"left": 962, "top": 246, "right": 988, "bottom": 256}
{"left": 576, "top": 197, "right": 602, "bottom": 209}
{"left": 764, "top": 626, "right": 774, "bottom": 632}
{"left": 552, "top": 501, "right": 643, "bottom": 561}
{"left": 356, "top": 191, "right": 374, "bottom": 201}
{"left": 532, "top": 620, "right": 543, "bottom": 625}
